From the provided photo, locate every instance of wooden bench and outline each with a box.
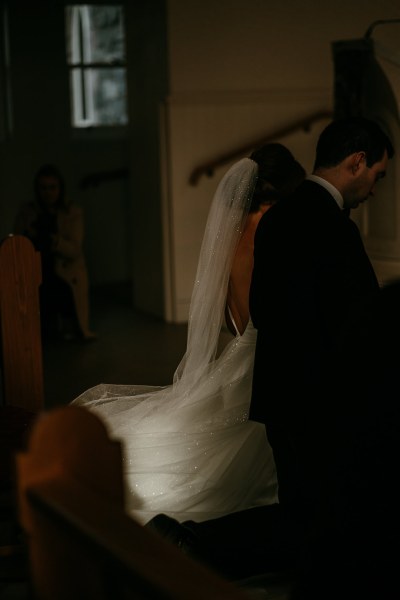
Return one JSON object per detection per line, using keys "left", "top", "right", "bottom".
{"left": 16, "top": 405, "right": 252, "bottom": 599}
{"left": 0, "top": 234, "right": 43, "bottom": 491}
{"left": 0, "top": 234, "right": 44, "bottom": 412}
{"left": 0, "top": 234, "right": 44, "bottom": 591}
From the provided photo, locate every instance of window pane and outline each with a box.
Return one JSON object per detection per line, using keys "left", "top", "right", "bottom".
{"left": 91, "top": 67, "right": 127, "bottom": 125}
{"left": 70, "top": 67, "right": 128, "bottom": 127}
{"left": 66, "top": 5, "right": 125, "bottom": 65}
{"left": 66, "top": 5, "right": 128, "bottom": 128}
{"left": 89, "top": 6, "right": 125, "bottom": 63}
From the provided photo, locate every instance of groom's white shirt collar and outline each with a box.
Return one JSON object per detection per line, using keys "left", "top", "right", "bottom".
{"left": 306, "top": 174, "right": 344, "bottom": 210}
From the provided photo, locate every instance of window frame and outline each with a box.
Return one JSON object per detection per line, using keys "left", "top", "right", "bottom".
{"left": 65, "top": 4, "right": 129, "bottom": 135}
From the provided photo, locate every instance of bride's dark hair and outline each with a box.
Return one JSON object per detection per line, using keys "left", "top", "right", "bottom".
{"left": 249, "top": 143, "right": 306, "bottom": 211}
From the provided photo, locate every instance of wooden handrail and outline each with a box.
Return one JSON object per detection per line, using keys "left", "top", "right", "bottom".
{"left": 189, "top": 109, "right": 333, "bottom": 185}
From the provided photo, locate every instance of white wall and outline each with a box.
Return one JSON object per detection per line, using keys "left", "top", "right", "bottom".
{"left": 161, "top": 0, "right": 400, "bottom": 321}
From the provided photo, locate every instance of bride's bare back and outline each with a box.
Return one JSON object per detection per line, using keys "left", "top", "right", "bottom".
{"left": 226, "top": 206, "right": 271, "bottom": 336}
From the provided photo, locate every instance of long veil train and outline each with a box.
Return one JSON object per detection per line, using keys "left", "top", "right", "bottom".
{"left": 73, "top": 158, "right": 278, "bottom": 524}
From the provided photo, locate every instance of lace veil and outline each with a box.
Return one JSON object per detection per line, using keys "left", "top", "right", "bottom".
{"left": 173, "top": 157, "right": 258, "bottom": 390}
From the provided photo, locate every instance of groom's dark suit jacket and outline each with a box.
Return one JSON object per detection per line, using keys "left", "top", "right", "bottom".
{"left": 184, "top": 179, "right": 392, "bottom": 589}
{"left": 249, "top": 179, "right": 380, "bottom": 515}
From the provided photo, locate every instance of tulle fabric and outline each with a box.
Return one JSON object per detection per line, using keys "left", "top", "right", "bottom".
{"left": 72, "top": 158, "right": 278, "bottom": 523}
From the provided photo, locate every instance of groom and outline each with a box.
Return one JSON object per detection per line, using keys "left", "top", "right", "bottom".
{"left": 247, "top": 116, "right": 395, "bottom": 596}
{"left": 250, "top": 116, "right": 393, "bottom": 526}
{"left": 147, "top": 117, "right": 395, "bottom": 590}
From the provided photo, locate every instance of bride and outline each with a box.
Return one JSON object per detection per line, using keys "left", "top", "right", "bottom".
{"left": 72, "top": 144, "right": 305, "bottom": 524}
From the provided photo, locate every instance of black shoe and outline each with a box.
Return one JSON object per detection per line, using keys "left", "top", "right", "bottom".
{"left": 145, "top": 513, "right": 199, "bottom": 556}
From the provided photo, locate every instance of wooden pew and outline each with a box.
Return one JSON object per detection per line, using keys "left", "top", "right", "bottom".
{"left": 0, "top": 233, "right": 43, "bottom": 492}
{"left": 16, "top": 406, "right": 252, "bottom": 600}
{"left": 0, "top": 234, "right": 44, "bottom": 591}
{"left": 0, "top": 233, "right": 44, "bottom": 410}
{"left": 0, "top": 233, "right": 43, "bottom": 412}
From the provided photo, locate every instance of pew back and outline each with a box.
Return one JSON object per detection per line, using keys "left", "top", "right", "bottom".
{"left": 16, "top": 406, "right": 251, "bottom": 600}
{"left": 0, "top": 234, "right": 43, "bottom": 411}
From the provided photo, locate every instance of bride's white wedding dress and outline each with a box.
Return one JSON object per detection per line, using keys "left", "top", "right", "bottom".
{"left": 73, "top": 320, "right": 277, "bottom": 524}
{"left": 72, "top": 158, "right": 278, "bottom": 524}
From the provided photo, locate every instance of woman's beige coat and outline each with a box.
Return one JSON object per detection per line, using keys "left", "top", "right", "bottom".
{"left": 15, "top": 201, "right": 94, "bottom": 339}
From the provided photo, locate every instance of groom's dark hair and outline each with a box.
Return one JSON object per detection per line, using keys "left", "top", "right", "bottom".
{"left": 314, "top": 117, "right": 394, "bottom": 170}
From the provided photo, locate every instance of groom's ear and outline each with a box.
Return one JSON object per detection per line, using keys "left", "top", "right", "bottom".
{"left": 349, "top": 152, "right": 366, "bottom": 176}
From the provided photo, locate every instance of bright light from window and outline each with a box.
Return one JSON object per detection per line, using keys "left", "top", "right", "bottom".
{"left": 65, "top": 5, "right": 128, "bottom": 128}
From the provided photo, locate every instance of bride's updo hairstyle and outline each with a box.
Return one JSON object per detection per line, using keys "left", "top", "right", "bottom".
{"left": 249, "top": 143, "right": 306, "bottom": 212}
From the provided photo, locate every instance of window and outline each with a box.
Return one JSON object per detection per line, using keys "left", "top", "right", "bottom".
{"left": 65, "top": 5, "right": 128, "bottom": 128}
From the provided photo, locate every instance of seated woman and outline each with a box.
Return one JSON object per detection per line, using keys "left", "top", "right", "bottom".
{"left": 72, "top": 144, "right": 305, "bottom": 524}
{"left": 15, "top": 164, "right": 95, "bottom": 341}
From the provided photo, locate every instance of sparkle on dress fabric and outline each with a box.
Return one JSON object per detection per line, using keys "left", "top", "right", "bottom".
{"left": 75, "top": 322, "right": 277, "bottom": 524}
{"left": 72, "top": 159, "right": 278, "bottom": 524}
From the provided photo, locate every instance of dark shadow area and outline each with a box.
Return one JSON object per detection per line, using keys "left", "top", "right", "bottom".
{"left": 42, "top": 282, "right": 188, "bottom": 410}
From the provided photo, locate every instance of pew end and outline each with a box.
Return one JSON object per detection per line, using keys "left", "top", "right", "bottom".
{"left": 16, "top": 405, "right": 253, "bottom": 599}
